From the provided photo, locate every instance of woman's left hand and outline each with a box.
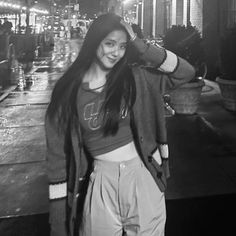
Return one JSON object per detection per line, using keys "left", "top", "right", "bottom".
{"left": 120, "top": 20, "right": 137, "bottom": 41}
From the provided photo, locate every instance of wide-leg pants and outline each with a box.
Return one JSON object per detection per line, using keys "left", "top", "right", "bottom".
{"left": 79, "top": 157, "right": 166, "bottom": 236}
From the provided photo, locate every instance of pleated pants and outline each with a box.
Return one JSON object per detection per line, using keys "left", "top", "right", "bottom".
{"left": 79, "top": 156, "right": 166, "bottom": 236}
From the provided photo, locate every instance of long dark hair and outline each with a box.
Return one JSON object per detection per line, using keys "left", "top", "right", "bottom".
{"left": 46, "top": 13, "right": 136, "bottom": 135}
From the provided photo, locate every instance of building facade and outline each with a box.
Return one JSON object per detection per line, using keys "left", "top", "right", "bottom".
{"left": 105, "top": 0, "right": 235, "bottom": 79}
{"left": 142, "top": 0, "right": 236, "bottom": 79}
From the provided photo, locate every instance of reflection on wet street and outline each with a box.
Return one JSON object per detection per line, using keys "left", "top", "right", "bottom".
{"left": 1, "top": 39, "right": 82, "bottom": 109}
{"left": 0, "top": 38, "right": 83, "bottom": 217}
{"left": 15, "top": 38, "right": 81, "bottom": 93}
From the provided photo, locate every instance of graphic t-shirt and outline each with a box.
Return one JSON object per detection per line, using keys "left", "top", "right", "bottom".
{"left": 77, "top": 82, "right": 133, "bottom": 156}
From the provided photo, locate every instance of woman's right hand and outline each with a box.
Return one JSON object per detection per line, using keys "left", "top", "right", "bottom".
{"left": 120, "top": 19, "right": 137, "bottom": 41}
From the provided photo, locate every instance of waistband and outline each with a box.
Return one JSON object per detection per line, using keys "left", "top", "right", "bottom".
{"left": 93, "top": 156, "right": 143, "bottom": 171}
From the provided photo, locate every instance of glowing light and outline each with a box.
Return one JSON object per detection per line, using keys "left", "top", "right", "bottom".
{"left": 30, "top": 8, "right": 49, "bottom": 15}
{"left": 0, "top": 1, "right": 48, "bottom": 14}
{"left": 123, "top": 0, "right": 132, "bottom": 5}
{"left": 0, "top": 1, "right": 21, "bottom": 9}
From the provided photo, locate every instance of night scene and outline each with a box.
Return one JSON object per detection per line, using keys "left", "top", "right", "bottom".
{"left": 0, "top": 1, "right": 236, "bottom": 236}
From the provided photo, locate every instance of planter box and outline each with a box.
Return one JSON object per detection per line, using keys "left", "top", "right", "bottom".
{"left": 169, "top": 79, "right": 205, "bottom": 115}
{"left": 216, "top": 77, "right": 236, "bottom": 112}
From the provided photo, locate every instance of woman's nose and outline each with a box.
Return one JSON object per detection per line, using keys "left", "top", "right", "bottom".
{"left": 111, "top": 47, "right": 120, "bottom": 57}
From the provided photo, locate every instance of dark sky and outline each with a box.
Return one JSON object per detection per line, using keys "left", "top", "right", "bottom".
{"left": 78, "top": 0, "right": 101, "bottom": 17}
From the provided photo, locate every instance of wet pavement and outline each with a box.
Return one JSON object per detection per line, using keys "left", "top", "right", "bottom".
{"left": 0, "top": 38, "right": 82, "bottom": 218}
{"left": 0, "top": 38, "right": 236, "bottom": 235}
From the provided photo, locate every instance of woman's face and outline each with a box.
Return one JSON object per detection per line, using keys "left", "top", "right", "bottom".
{"left": 96, "top": 29, "right": 128, "bottom": 70}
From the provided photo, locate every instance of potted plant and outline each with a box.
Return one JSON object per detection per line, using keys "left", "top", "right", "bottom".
{"left": 163, "top": 24, "right": 206, "bottom": 115}
{"left": 216, "top": 26, "right": 236, "bottom": 112}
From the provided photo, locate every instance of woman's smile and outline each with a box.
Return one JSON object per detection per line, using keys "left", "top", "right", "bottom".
{"left": 96, "top": 30, "right": 128, "bottom": 69}
{"left": 107, "top": 56, "right": 118, "bottom": 64}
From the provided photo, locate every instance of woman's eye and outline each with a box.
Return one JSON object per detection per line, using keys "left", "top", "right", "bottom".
{"left": 105, "top": 41, "right": 115, "bottom": 47}
{"left": 120, "top": 44, "right": 127, "bottom": 50}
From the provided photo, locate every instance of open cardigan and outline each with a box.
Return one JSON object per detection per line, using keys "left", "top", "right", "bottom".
{"left": 45, "top": 38, "right": 195, "bottom": 236}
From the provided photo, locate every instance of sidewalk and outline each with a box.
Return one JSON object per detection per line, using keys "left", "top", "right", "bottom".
{"left": 165, "top": 80, "right": 236, "bottom": 199}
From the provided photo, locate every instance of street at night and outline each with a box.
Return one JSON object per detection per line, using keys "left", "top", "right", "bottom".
{"left": 0, "top": 1, "right": 236, "bottom": 236}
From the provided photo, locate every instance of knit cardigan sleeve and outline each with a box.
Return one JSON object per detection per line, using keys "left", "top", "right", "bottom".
{"left": 131, "top": 37, "right": 196, "bottom": 91}
{"left": 45, "top": 115, "right": 68, "bottom": 236}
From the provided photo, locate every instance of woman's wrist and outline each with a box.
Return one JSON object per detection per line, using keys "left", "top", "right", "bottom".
{"left": 130, "top": 33, "right": 137, "bottom": 42}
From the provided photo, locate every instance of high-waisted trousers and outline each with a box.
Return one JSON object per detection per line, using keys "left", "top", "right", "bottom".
{"left": 79, "top": 156, "right": 166, "bottom": 236}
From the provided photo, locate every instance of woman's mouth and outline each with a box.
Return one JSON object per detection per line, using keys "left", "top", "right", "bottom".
{"left": 107, "top": 57, "right": 117, "bottom": 64}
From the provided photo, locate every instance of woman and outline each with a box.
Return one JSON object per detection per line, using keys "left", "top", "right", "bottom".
{"left": 45, "top": 13, "right": 195, "bottom": 236}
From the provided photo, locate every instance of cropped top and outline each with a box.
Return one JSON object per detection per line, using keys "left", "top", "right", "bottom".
{"left": 77, "top": 83, "right": 133, "bottom": 156}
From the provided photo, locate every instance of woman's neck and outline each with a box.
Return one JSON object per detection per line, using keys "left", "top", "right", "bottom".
{"left": 83, "top": 62, "right": 109, "bottom": 89}
{"left": 86, "top": 62, "right": 109, "bottom": 80}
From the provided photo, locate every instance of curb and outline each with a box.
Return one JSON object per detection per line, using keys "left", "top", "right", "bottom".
{"left": 0, "top": 85, "right": 18, "bottom": 103}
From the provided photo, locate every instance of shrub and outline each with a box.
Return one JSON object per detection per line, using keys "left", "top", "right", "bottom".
{"left": 163, "top": 25, "right": 205, "bottom": 77}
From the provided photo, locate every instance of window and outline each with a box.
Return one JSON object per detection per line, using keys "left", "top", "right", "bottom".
{"left": 228, "top": 0, "right": 236, "bottom": 28}
{"left": 164, "top": 0, "right": 172, "bottom": 30}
